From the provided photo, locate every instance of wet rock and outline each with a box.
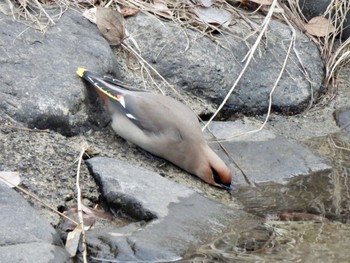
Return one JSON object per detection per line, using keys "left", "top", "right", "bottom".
{"left": 334, "top": 106, "right": 350, "bottom": 133}
{"left": 0, "top": 183, "right": 70, "bottom": 263}
{"left": 203, "top": 120, "right": 334, "bottom": 216}
{"left": 125, "top": 13, "right": 324, "bottom": 116}
{"left": 0, "top": 11, "right": 118, "bottom": 136}
{"left": 206, "top": 120, "right": 332, "bottom": 185}
{"left": 85, "top": 157, "right": 259, "bottom": 262}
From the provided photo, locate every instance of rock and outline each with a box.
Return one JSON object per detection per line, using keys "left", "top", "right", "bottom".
{"left": 0, "top": 10, "right": 118, "bottom": 136}
{"left": 85, "top": 157, "right": 260, "bottom": 262}
{"left": 124, "top": 13, "right": 324, "bottom": 116}
{"left": 334, "top": 106, "right": 350, "bottom": 133}
{"left": 204, "top": 120, "right": 335, "bottom": 216}
{"left": 0, "top": 183, "right": 71, "bottom": 263}
{"left": 206, "top": 120, "right": 332, "bottom": 185}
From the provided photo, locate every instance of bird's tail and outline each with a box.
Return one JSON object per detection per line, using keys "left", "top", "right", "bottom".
{"left": 76, "top": 67, "right": 122, "bottom": 105}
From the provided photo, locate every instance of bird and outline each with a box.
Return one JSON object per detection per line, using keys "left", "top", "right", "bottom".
{"left": 76, "top": 67, "right": 232, "bottom": 190}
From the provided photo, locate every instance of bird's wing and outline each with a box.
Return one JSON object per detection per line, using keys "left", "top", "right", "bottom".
{"left": 77, "top": 68, "right": 197, "bottom": 137}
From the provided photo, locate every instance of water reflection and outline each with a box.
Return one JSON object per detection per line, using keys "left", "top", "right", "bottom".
{"left": 178, "top": 133, "right": 350, "bottom": 262}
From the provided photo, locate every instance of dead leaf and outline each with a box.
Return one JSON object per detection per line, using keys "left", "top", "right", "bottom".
{"left": 96, "top": 7, "right": 125, "bottom": 45}
{"left": 81, "top": 203, "right": 114, "bottom": 221}
{"left": 151, "top": 0, "right": 173, "bottom": 17}
{"left": 119, "top": 6, "right": 139, "bottom": 17}
{"left": 249, "top": 0, "right": 272, "bottom": 5}
{"left": 59, "top": 207, "right": 97, "bottom": 232}
{"left": 83, "top": 7, "right": 97, "bottom": 24}
{"left": 192, "top": 6, "right": 232, "bottom": 26}
{"left": 304, "top": 16, "right": 336, "bottom": 37}
{"left": 65, "top": 225, "right": 82, "bottom": 257}
{"left": 0, "top": 171, "right": 20, "bottom": 188}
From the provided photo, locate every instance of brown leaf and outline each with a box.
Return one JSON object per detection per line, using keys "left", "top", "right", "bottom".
{"left": 0, "top": 171, "right": 20, "bottom": 188}
{"left": 150, "top": 0, "right": 173, "bottom": 17}
{"left": 304, "top": 16, "right": 336, "bottom": 37}
{"left": 96, "top": 7, "right": 125, "bottom": 45}
{"left": 81, "top": 203, "right": 114, "bottom": 221}
{"left": 119, "top": 6, "right": 139, "bottom": 17}
{"left": 59, "top": 207, "right": 96, "bottom": 232}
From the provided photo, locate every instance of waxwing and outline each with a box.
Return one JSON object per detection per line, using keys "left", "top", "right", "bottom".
{"left": 77, "top": 68, "right": 232, "bottom": 189}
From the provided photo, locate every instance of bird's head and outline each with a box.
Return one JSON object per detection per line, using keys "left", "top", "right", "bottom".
{"left": 194, "top": 145, "right": 233, "bottom": 190}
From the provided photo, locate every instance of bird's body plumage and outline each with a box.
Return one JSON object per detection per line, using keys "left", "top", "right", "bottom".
{"left": 77, "top": 68, "right": 232, "bottom": 189}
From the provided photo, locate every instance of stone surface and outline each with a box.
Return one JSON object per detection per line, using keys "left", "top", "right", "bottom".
{"left": 205, "top": 120, "right": 332, "bottom": 185}
{"left": 203, "top": 121, "right": 350, "bottom": 219}
{"left": 0, "top": 10, "right": 118, "bottom": 136}
{"left": 0, "top": 183, "right": 70, "bottom": 263}
{"left": 124, "top": 13, "right": 324, "bottom": 116}
{"left": 334, "top": 106, "right": 350, "bottom": 133}
{"left": 86, "top": 157, "right": 260, "bottom": 262}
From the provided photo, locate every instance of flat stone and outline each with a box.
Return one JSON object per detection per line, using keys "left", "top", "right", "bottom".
{"left": 0, "top": 183, "right": 70, "bottom": 263}
{"left": 85, "top": 157, "right": 259, "bottom": 262}
{"left": 205, "top": 120, "right": 332, "bottom": 185}
{"left": 0, "top": 10, "right": 118, "bottom": 135}
{"left": 204, "top": 121, "right": 338, "bottom": 217}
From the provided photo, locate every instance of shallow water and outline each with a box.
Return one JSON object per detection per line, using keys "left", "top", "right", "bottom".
{"left": 179, "top": 132, "right": 350, "bottom": 262}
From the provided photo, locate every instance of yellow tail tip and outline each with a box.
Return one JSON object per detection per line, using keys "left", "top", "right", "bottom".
{"left": 76, "top": 67, "right": 87, "bottom": 77}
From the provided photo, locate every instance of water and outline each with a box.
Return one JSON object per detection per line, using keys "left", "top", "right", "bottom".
{"left": 179, "top": 132, "right": 350, "bottom": 262}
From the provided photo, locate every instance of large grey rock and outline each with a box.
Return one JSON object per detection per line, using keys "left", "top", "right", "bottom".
{"left": 85, "top": 157, "right": 260, "bottom": 262}
{"left": 124, "top": 13, "right": 324, "bottom": 116}
{"left": 0, "top": 10, "right": 118, "bottom": 135}
{"left": 0, "top": 183, "right": 70, "bottom": 263}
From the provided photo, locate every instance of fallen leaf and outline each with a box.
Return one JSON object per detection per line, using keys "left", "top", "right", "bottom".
{"left": 65, "top": 225, "right": 82, "bottom": 257}
{"left": 119, "top": 6, "right": 139, "bottom": 17}
{"left": 304, "top": 16, "right": 336, "bottom": 37}
{"left": 59, "top": 207, "right": 97, "bottom": 232}
{"left": 151, "top": 0, "right": 173, "bottom": 17}
{"left": 96, "top": 7, "right": 125, "bottom": 45}
{"left": 192, "top": 6, "right": 232, "bottom": 26}
{"left": 81, "top": 203, "right": 114, "bottom": 221}
{"left": 0, "top": 171, "right": 20, "bottom": 188}
{"left": 83, "top": 7, "right": 97, "bottom": 24}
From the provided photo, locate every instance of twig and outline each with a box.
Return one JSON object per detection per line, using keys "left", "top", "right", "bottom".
{"left": 75, "top": 145, "right": 89, "bottom": 263}
{"left": 0, "top": 123, "right": 50, "bottom": 133}
{"left": 0, "top": 175, "right": 78, "bottom": 226}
